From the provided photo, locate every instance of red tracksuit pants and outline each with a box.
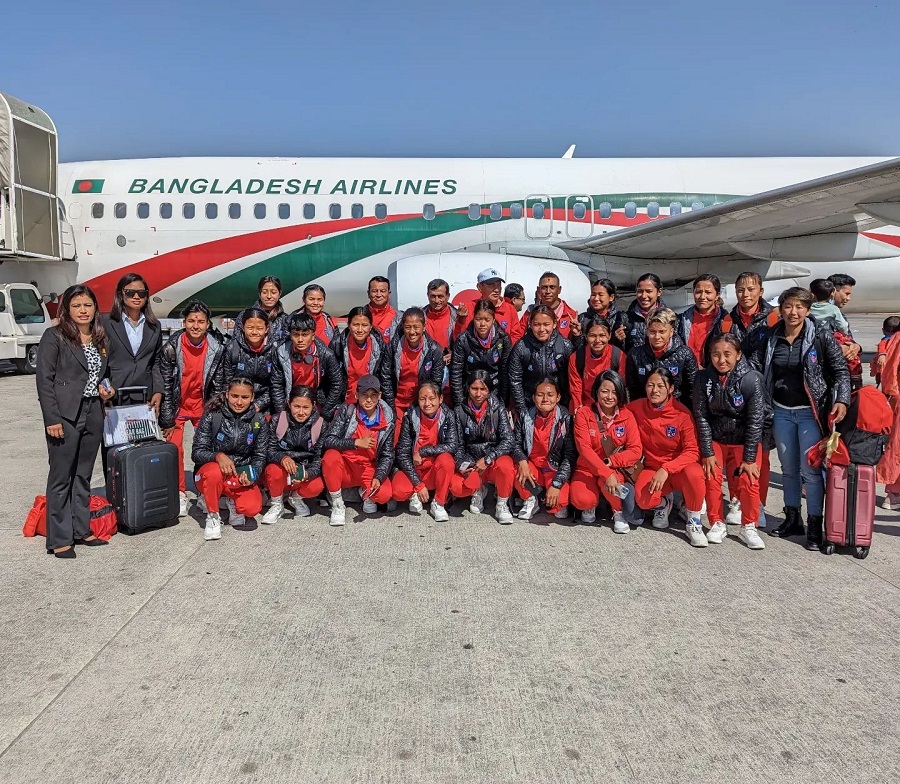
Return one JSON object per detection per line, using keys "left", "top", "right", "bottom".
{"left": 570, "top": 467, "right": 628, "bottom": 512}
{"left": 635, "top": 463, "right": 706, "bottom": 511}
{"left": 321, "top": 449, "right": 393, "bottom": 504}
{"left": 513, "top": 462, "right": 569, "bottom": 513}
{"left": 194, "top": 463, "right": 263, "bottom": 517}
{"left": 391, "top": 452, "right": 455, "bottom": 505}
{"left": 450, "top": 455, "right": 516, "bottom": 498}
{"left": 262, "top": 463, "right": 325, "bottom": 499}
{"left": 704, "top": 442, "right": 764, "bottom": 526}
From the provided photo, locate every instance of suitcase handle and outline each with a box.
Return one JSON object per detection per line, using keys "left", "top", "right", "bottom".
{"left": 116, "top": 386, "right": 149, "bottom": 404}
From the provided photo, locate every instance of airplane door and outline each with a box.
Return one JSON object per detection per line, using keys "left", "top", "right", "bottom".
{"left": 59, "top": 203, "right": 76, "bottom": 260}
{"left": 525, "top": 195, "right": 552, "bottom": 239}
{"left": 565, "top": 195, "right": 594, "bottom": 239}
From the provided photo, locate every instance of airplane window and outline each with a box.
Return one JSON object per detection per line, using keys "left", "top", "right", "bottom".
{"left": 351, "top": 203, "right": 364, "bottom": 220}
{"left": 329, "top": 204, "right": 341, "bottom": 219}
{"left": 254, "top": 203, "right": 266, "bottom": 219}
{"left": 114, "top": 203, "right": 127, "bottom": 219}
{"left": 490, "top": 203, "right": 502, "bottom": 220}
{"left": 375, "top": 203, "right": 387, "bottom": 220}
{"left": 624, "top": 201, "right": 637, "bottom": 219}
{"left": 468, "top": 203, "right": 481, "bottom": 220}
{"left": 278, "top": 203, "right": 290, "bottom": 220}
{"left": 691, "top": 201, "right": 704, "bottom": 211}
{"left": 669, "top": 202, "right": 682, "bottom": 216}
{"left": 160, "top": 203, "right": 173, "bottom": 219}
{"left": 229, "top": 203, "right": 241, "bottom": 219}
{"left": 532, "top": 203, "right": 545, "bottom": 220}
{"left": 647, "top": 201, "right": 660, "bottom": 219}
{"left": 303, "top": 203, "right": 315, "bottom": 220}
{"left": 183, "top": 203, "right": 195, "bottom": 219}
{"left": 573, "top": 202, "right": 586, "bottom": 220}
{"left": 91, "top": 203, "right": 104, "bottom": 219}
{"left": 137, "top": 203, "right": 150, "bottom": 219}
{"left": 206, "top": 203, "right": 218, "bottom": 219}
{"left": 510, "top": 203, "right": 523, "bottom": 219}
{"left": 423, "top": 203, "right": 436, "bottom": 221}
{"left": 598, "top": 202, "right": 612, "bottom": 219}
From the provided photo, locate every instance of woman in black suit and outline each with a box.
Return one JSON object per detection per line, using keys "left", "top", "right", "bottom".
{"left": 36, "top": 285, "right": 117, "bottom": 558}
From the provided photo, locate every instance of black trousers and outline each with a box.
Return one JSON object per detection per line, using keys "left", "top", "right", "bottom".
{"left": 45, "top": 397, "right": 103, "bottom": 550}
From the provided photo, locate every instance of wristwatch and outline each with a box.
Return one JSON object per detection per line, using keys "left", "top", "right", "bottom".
{"left": 485, "top": 455, "right": 494, "bottom": 467}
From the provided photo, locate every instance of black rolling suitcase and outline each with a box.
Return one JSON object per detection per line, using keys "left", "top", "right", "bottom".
{"left": 104, "top": 386, "right": 180, "bottom": 534}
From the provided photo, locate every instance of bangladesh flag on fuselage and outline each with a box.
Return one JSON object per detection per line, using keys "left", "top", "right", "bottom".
{"left": 72, "top": 179, "right": 104, "bottom": 194}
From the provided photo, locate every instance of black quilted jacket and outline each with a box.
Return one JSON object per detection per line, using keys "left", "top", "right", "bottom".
{"left": 191, "top": 404, "right": 269, "bottom": 477}
{"left": 449, "top": 324, "right": 511, "bottom": 407}
{"left": 159, "top": 330, "right": 226, "bottom": 429}
{"left": 394, "top": 404, "right": 460, "bottom": 487}
{"left": 511, "top": 405, "right": 576, "bottom": 488}
{"left": 379, "top": 333, "right": 445, "bottom": 408}
{"left": 320, "top": 400, "right": 396, "bottom": 481}
{"left": 622, "top": 298, "right": 668, "bottom": 354}
{"left": 267, "top": 410, "right": 326, "bottom": 479}
{"left": 453, "top": 396, "right": 515, "bottom": 468}
{"left": 507, "top": 331, "right": 574, "bottom": 413}
{"left": 221, "top": 330, "right": 276, "bottom": 415}
{"left": 330, "top": 329, "right": 384, "bottom": 382}
{"left": 625, "top": 335, "right": 698, "bottom": 409}
{"left": 270, "top": 338, "right": 344, "bottom": 417}
{"left": 577, "top": 305, "right": 628, "bottom": 349}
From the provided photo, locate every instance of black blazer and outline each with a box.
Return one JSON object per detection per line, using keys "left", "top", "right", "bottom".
{"left": 36, "top": 328, "right": 110, "bottom": 427}
{"left": 102, "top": 314, "right": 163, "bottom": 400}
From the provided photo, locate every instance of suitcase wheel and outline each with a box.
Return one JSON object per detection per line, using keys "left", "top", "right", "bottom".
{"left": 822, "top": 542, "right": 836, "bottom": 556}
{"left": 854, "top": 546, "right": 870, "bottom": 560}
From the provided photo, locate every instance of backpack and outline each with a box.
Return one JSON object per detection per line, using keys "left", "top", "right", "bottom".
{"left": 836, "top": 386, "right": 893, "bottom": 465}
{"left": 576, "top": 345, "right": 622, "bottom": 376}
{"left": 275, "top": 411, "right": 324, "bottom": 444}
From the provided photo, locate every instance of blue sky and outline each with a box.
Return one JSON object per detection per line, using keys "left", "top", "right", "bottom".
{"left": 5, "top": 0, "right": 898, "bottom": 161}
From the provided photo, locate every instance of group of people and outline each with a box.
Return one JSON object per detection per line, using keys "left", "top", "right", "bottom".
{"left": 35, "top": 263, "right": 866, "bottom": 558}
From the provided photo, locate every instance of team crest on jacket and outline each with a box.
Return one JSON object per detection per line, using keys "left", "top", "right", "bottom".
{"left": 733, "top": 394, "right": 744, "bottom": 407}
{"left": 424, "top": 361, "right": 433, "bottom": 372}
{"left": 614, "top": 425, "right": 626, "bottom": 438}
{"left": 638, "top": 367, "right": 646, "bottom": 375}
{"left": 560, "top": 319, "right": 569, "bottom": 329}
{"left": 665, "top": 425, "right": 677, "bottom": 438}
{"left": 809, "top": 348, "right": 818, "bottom": 364}
{"left": 491, "top": 349, "right": 500, "bottom": 363}
{"left": 247, "top": 433, "right": 255, "bottom": 445}
{"left": 237, "top": 362, "right": 246, "bottom": 371}
{"left": 668, "top": 365, "right": 679, "bottom": 375}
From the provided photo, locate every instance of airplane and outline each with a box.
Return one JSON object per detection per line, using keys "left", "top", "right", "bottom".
{"left": 3, "top": 91, "right": 900, "bottom": 322}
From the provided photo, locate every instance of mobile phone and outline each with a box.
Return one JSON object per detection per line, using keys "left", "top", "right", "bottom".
{"left": 291, "top": 465, "right": 307, "bottom": 483}
{"left": 237, "top": 465, "right": 258, "bottom": 482}
{"left": 99, "top": 378, "right": 113, "bottom": 394}
{"left": 523, "top": 477, "right": 541, "bottom": 495}
{"left": 459, "top": 461, "right": 473, "bottom": 472}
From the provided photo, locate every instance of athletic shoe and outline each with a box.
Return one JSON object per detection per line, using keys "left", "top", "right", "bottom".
{"left": 409, "top": 493, "right": 424, "bottom": 514}
{"left": 204, "top": 512, "right": 222, "bottom": 541}
{"left": 495, "top": 497, "right": 514, "bottom": 524}
{"left": 518, "top": 496, "right": 538, "bottom": 520}
{"left": 430, "top": 500, "right": 449, "bottom": 523}
{"left": 612, "top": 511, "right": 630, "bottom": 534}
{"left": 386, "top": 499, "right": 398, "bottom": 512}
{"left": 553, "top": 505, "right": 570, "bottom": 520}
{"left": 329, "top": 491, "right": 345, "bottom": 526}
{"left": 757, "top": 503, "right": 768, "bottom": 529}
{"left": 738, "top": 524, "right": 766, "bottom": 550}
{"left": 362, "top": 499, "right": 377, "bottom": 514}
{"left": 700, "top": 499, "right": 709, "bottom": 526}
{"left": 286, "top": 492, "right": 310, "bottom": 518}
{"left": 261, "top": 498, "right": 283, "bottom": 525}
{"left": 706, "top": 521, "right": 728, "bottom": 544}
{"left": 195, "top": 494, "right": 208, "bottom": 514}
{"left": 178, "top": 492, "right": 189, "bottom": 518}
{"left": 652, "top": 495, "right": 673, "bottom": 529}
{"left": 883, "top": 492, "right": 900, "bottom": 511}
{"left": 469, "top": 486, "right": 486, "bottom": 514}
{"left": 225, "top": 497, "right": 245, "bottom": 527}
{"left": 581, "top": 507, "right": 597, "bottom": 524}
{"left": 725, "top": 498, "right": 742, "bottom": 525}
{"left": 685, "top": 517, "right": 709, "bottom": 547}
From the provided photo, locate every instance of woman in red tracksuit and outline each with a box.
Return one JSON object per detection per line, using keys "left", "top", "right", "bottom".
{"left": 627, "top": 368, "right": 709, "bottom": 548}
{"left": 570, "top": 370, "right": 643, "bottom": 532}
{"left": 568, "top": 317, "right": 627, "bottom": 413}
{"left": 331, "top": 306, "right": 383, "bottom": 404}
{"left": 392, "top": 381, "right": 460, "bottom": 523}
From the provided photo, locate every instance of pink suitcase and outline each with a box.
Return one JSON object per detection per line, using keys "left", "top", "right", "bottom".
{"left": 823, "top": 463, "right": 875, "bottom": 559}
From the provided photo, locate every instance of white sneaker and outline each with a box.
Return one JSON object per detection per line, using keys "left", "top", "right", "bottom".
{"left": 495, "top": 497, "right": 514, "bottom": 524}
{"left": 700, "top": 499, "right": 709, "bottom": 526}
{"left": 612, "top": 511, "right": 630, "bottom": 534}
{"left": 706, "top": 521, "right": 728, "bottom": 544}
{"left": 725, "top": 498, "right": 742, "bottom": 525}
{"left": 286, "top": 492, "right": 310, "bottom": 518}
{"left": 329, "top": 491, "right": 346, "bottom": 526}
{"left": 757, "top": 503, "right": 768, "bottom": 529}
{"left": 203, "top": 512, "right": 222, "bottom": 541}
{"left": 581, "top": 507, "right": 597, "bottom": 524}
{"left": 409, "top": 493, "right": 424, "bottom": 514}
{"left": 884, "top": 492, "right": 900, "bottom": 511}
{"left": 430, "top": 500, "right": 449, "bottom": 523}
{"left": 738, "top": 524, "right": 766, "bottom": 550}
{"left": 685, "top": 516, "right": 709, "bottom": 547}
{"left": 261, "top": 498, "right": 283, "bottom": 525}
{"left": 195, "top": 494, "right": 208, "bottom": 514}
{"left": 518, "top": 495, "right": 538, "bottom": 520}
{"left": 225, "top": 497, "right": 245, "bottom": 527}
{"left": 469, "top": 485, "right": 486, "bottom": 514}
{"left": 652, "top": 494, "right": 673, "bottom": 529}
{"left": 178, "top": 492, "right": 189, "bottom": 518}
{"left": 362, "top": 499, "right": 377, "bottom": 514}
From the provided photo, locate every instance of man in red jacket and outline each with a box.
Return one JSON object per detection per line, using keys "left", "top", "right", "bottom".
{"left": 519, "top": 272, "right": 580, "bottom": 340}
{"left": 456, "top": 268, "right": 524, "bottom": 341}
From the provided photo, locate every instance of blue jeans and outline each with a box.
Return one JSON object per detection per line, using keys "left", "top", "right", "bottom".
{"left": 772, "top": 404, "right": 824, "bottom": 515}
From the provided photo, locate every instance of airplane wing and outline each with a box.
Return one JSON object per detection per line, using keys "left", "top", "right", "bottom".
{"left": 558, "top": 157, "right": 900, "bottom": 260}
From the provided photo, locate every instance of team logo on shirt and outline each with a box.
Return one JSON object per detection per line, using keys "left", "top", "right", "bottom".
{"left": 665, "top": 426, "right": 677, "bottom": 438}
{"left": 638, "top": 367, "right": 646, "bottom": 375}
{"left": 279, "top": 439, "right": 288, "bottom": 449}
{"left": 549, "top": 358, "right": 558, "bottom": 371}
{"left": 424, "top": 361, "right": 433, "bottom": 372}
{"left": 237, "top": 362, "right": 245, "bottom": 371}
{"left": 809, "top": 348, "right": 818, "bottom": 364}
{"left": 668, "top": 365, "right": 679, "bottom": 375}
{"left": 247, "top": 433, "right": 255, "bottom": 445}
{"left": 733, "top": 394, "right": 744, "bottom": 407}
{"left": 491, "top": 349, "right": 500, "bottom": 363}
{"left": 614, "top": 425, "right": 625, "bottom": 438}
{"left": 500, "top": 320, "right": 510, "bottom": 329}
{"left": 560, "top": 319, "right": 569, "bottom": 329}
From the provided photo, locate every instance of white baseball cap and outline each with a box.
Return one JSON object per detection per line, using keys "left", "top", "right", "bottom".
{"left": 477, "top": 267, "right": 505, "bottom": 284}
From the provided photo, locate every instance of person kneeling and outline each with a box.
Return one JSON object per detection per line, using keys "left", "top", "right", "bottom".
{"left": 392, "top": 382, "right": 459, "bottom": 523}
{"left": 513, "top": 378, "right": 576, "bottom": 521}
{"left": 192, "top": 377, "right": 269, "bottom": 541}
{"left": 262, "top": 386, "right": 326, "bottom": 524}
{"left": 320, "top": 375, "right": 395, "bottom": 526}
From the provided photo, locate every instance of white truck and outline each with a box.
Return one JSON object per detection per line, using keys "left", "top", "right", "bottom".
{"left": 0, "top": 282, "right": 52, "bottom": 374}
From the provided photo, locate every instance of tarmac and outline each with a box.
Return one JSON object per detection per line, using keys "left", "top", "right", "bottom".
{"left": 1, "top": 347, "right": 899, "bottom": 783}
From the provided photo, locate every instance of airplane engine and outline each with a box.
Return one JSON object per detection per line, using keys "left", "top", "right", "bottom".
{"left": 388, "top": 252, "right": 591, "bottom": 312}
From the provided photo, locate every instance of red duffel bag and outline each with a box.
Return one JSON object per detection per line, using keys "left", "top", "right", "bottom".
{"left": 23, "top": 495, "right": 117, "bottom": 541}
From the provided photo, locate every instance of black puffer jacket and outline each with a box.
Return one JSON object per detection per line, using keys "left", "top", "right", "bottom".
{"left": 692, "top": 358, "right": 770, "bottom": 463}
{"left": 450, "top": 324, "right": 511, "bottom": 407}
{"left": 221, "top": 330, "right": 276, "bottom": 414}
{"left": 233, "top": 301, "right": 289, "bottom": 347}
{"left": 395, "top": 404, "right": 460, "bottom": 487}
{"left": 270, "top": 338, "right": 344, "bottom": 417}
{"left": 159, "top": 330, "right": 226, "bottom": 429}
{"left": 191, "top": 404, "right": 269, "bottom": 478}
{"left": 577, "top": 305, "right": 628, "bottom": 349}
{"left": 330, "top": 329, "right": 384, "bottom": 385}
{"left": 453, "top": 395, "right": 515, "bottom": 469}
{"left": 711, "top": 301, "right": 779, "bottom": 357}
{"left": 511, "top": 405, "right": 576, "bottom": 488}
{"left": 267, "top": 410, "right": 326, "bottom": 479}
{"left": 321, "top": 400, "right": 396, "bottom": 481}
{"left": 677, "top": 305, "right": 727, "bottom": 366}
{"left": 622, "top": 298, "right": 668, "bottom": 354}
{"left": 379, "top": 333, "right": 445, "bottom": 408}
{"left": 752, "top": 318, "right": 851, "bottom": 436}
{"left": 625, "top": 335, "right": 698, "bottom": 409}
{"left": 507, "top": 331, "right": 575, "bottom": 413}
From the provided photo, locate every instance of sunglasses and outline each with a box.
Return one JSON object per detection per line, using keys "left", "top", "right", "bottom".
{"left": 124, "top": 288, "right": 149, "bottom": 299}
